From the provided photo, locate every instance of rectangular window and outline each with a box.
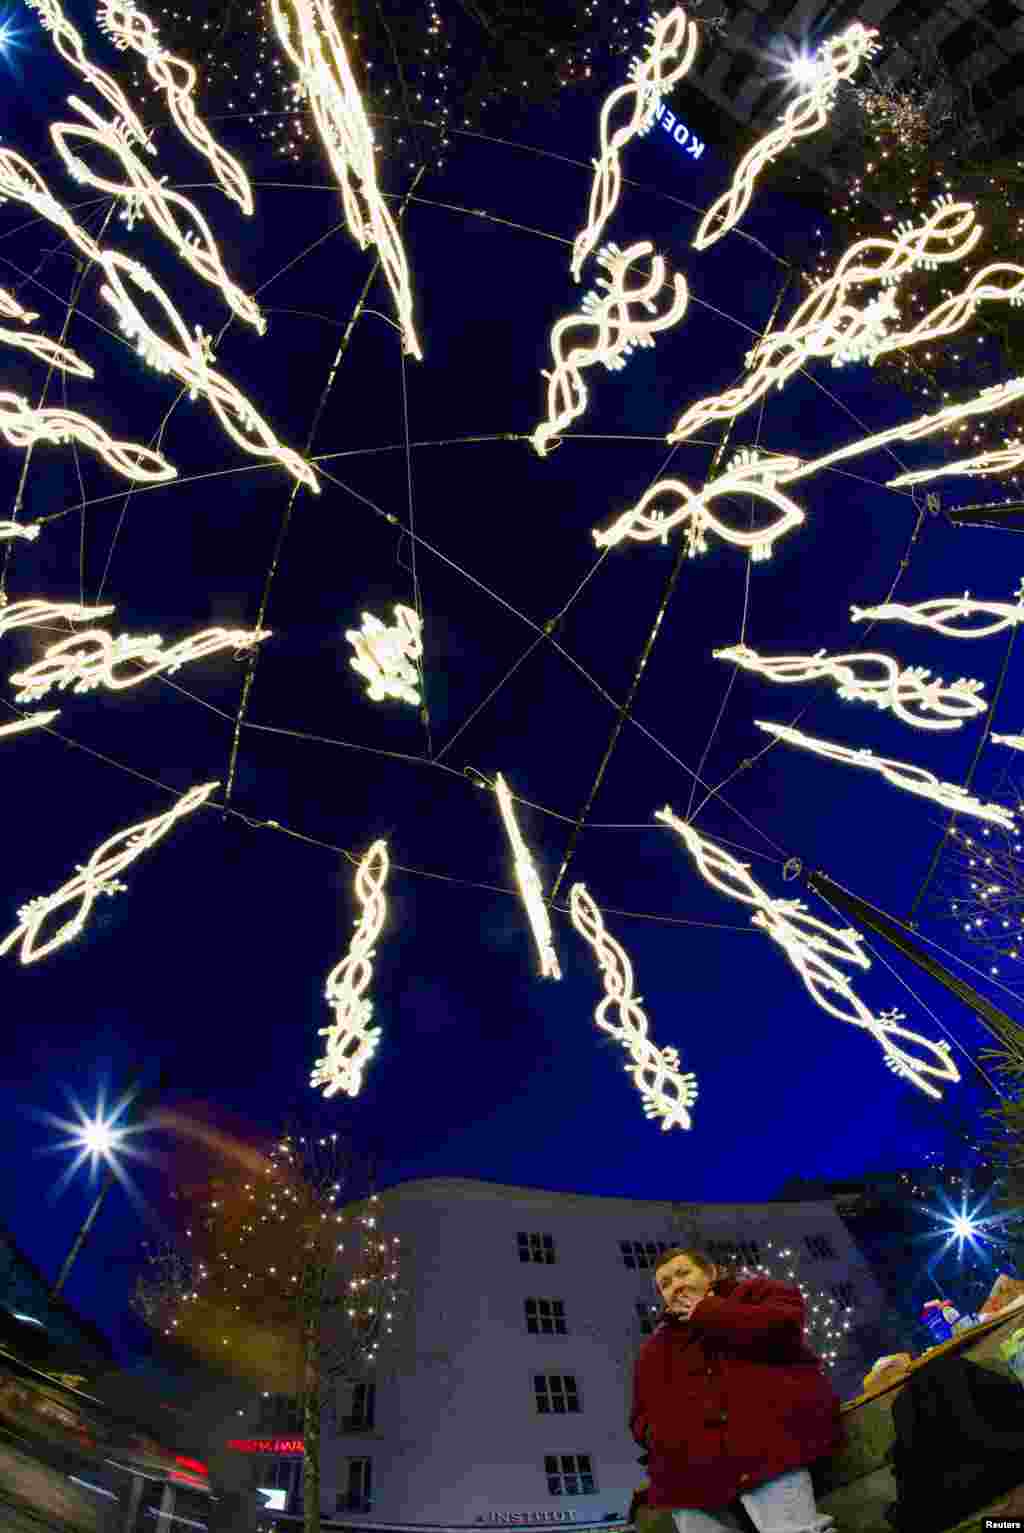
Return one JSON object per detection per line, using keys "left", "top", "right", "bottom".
{"left": 518, "top": 1232, "right": 556, "bottom": 1263}
{"left": 830, "top": 1281, "right": 856, "bottom": 1308}
{"left": 525, "top": 1298, "right": 567, "bottom": 1336}
{"left": 340, "top": 1379, "right": 375, "bottom": 1431}
{"left": 543, "top": 1453, "right": 596, "bottom": 1497}
{"left": 534, "top": 1374, "right": 580, "bottom": 1414}
{"left": 804, "top": 1234, "right": 837, "bottom": 1262}
{"left": 337, "top": 1458, "right": 372, "bottom": 1514}
{"left": 620, "top": 1241, "right": 670, "bottom": 1270}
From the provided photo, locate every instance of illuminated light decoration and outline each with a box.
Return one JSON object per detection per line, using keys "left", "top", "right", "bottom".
{"left": 98, "top": 251, "right": 318, "bottom": 492}
{"left": 692, "top": 22, "right": 879, "bottom": 252}
{"left": 494, "top": 773, "right": 562, "bottom": 980}
{"left": 571, "top": 7, "right": 699, "bottom": 282}
{"left": 0, "top": 780, "right": 218, "bottom": 965}
{"left": 9, "top": 625, "right": 270, "bottom": 703}
{"left": 50, "top": 96, "right": 264, "bottom": 333}
{"left": 851, "top": 583, "right": 1024, "bottom": 640}
{"left": 96, "top": 0, "right": 255, "bottom": 215}
{"left": 0, "top": 288, "right": 39, "bottom": 322}
{"left": 0, "top": 523, "right": 39, "bottom": 543}
{"left": 346, "top": 605, "right": 422, "bottom": 705}
{"left": 755, "top": 719, "right": 1015, "bottom": 830}
{"left": 669, "top": 199, "right": 981, "bottom": 444}
{"left": 310, "top": 839, "right": 388, "bottom": 1099}
{"left": 0, "top": 711, "right": 60, "bottom": 740}
{"left": 888, "top": 442, "right": 1024, "bottom": 489}
{"left": 532, "top": 240, "right": 689, "bottom": 458}
{"left": 0, "top": 599, "right": 115, "bottom": 639}
{"left": 655, "top": 806, "right": 961, "bottom": 1100}
{"left": 25, "top": 0, "right": 153, "bottom": 153}
{"left": 993, "top": 733, "right": 1024, "bottom": 752}
{"left": 592, "top": 446, "right": 805, "bottom": 560}
{"left": 714, "top": 643, "right": 988, "bottom": 732}
{"left": 270, "top": 0, "right": 421, "bottom": 358}
{"left": 0, "top": 319, "right": 94, "bottom": 378}
{"left": 0, "top": 146, "right": 105, "bottom": 264}
{"left": 569, "top": 881, "right": 697, "bottom": 1130}
{"left": 0, "top": 391, "right": 176, "bottom": 482}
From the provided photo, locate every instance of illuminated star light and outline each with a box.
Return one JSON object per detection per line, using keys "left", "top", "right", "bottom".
{"left": 494, "top": 773, "right": 561, "bottom": 979}
{"left": 25, "top": 0, "right": 153, "bottom": 153}
{"left": 755, "top": 719, "right": 1015, "bottom": 830}
{"left": 851, "top": 582, "right": 1024, "bottom": 640}
{"left": 9, "top": 625, "right": 270, "bottom": 703}
{"left": 655, "top": 807, "right": 960, "bottom": 1099}
{"left": 570, "top": 882, "right": 697, "bottom": 1130}
{"left": 97, "top": 0, "right": 255, "bottom": 214}
{"left": 0, "top": 391, "right": 175, "bottom": 482}
{"left": 714, "top": 643, "right": 988, "bottom": 731}
{"left": 346, "top": 605, "right": 422, "bottom": 705}
{"left": 311, "top": 839, "right": 389, "bottom": 1099}
{"left": 270, "top": 0, "right": 421, "bottom": 358}
{"left": 571, "top": 7, "right": 699, "bottom": 282}
{"left": 693, "top": 22, "right": 879, "bottom": 252}
{"left": 0, "top": 780, "right": 218, "bottom": 964}
{"left": 533, "top": 240, "right": 689, "bottom": 457}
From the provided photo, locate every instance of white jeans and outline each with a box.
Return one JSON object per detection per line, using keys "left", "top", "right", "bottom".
{"left": 669, "top": 1468, "right": 835, "bottom": 1533}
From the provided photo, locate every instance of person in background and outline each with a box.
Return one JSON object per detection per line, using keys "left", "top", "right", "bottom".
{"left": 629, "top": 1247, "right": 842, "bottom": 1533}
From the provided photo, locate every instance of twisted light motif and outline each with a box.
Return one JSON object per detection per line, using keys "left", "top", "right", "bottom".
{"left": 570, "top": 882, "right": 697, "bottom": 1131}
{"left": 993, "top": 733, "right": 1024, "bottom": 752}
{"left": 0, "top": 290, "right": 38, "bottom": 322}
{"left": 0, "top": 321, "right": 94, "bottom": 379}
{"left": 0, "top": 524, "right": 40, "bottom": 544}
{"left": 97, "top": 0, "right": 255, "bottom": 214}
{"left": 693, "top": 22, "right": 879, "bottom": 252}
{"left": 656, "top": 807, "right": 961, "bottom": 1100}
{"left": 10, "top": 625, "right": 270, "bottom": 703}
{"left": 0, "top": 147, "right": 104, "bottom": 264}
{"left": 593, "top": 447, "right": 805, "bottom": 559}
{"left": 533, "top": 241, "right": 689, "bottom": 457}
{"left": 0, "top": 712, "right": 60, "bottom": 740}
{"left": 714, "top": 642, "right": 987, "bottom": 731}
{"left": 51, "top": 95, "right": 264, "bottom": 331}
{"left": 889, "top": 442, "right": 1024, "bottom": 488}
{"left": 756, "top": 719, "right": 1015, "bottom": 829}
{"left": 311, "top": 839, "right": 388, "bottom": 1099}
{"left": 571, "top": 7, "right": 699, "bottom": 282}
{"left": 851, "top": 583, "right": 1024, "bottom": 639}
{"left": 0, "top": 599, "right": 115, "bottom": 639}
{"left": 346, "top": 605, "right": 422, "bottom": 705}
{"left": 495, "top": 773, "right": 561, "bottom": 980}
{"left": 26, "top": 0, "right": 153, "bottom": 152}
{"left": 0, "top": 392, "right": 176, "bottom": 482}
{"left": 270, "top": 0, "right": 421, "bottom": 358}
{"left": 0, "top": 780, "right": 218, "bottom": 965}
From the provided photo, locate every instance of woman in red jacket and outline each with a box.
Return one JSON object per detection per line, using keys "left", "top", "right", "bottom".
{"left": 629, "top": 1247, "right": 842, "bottom": 1532}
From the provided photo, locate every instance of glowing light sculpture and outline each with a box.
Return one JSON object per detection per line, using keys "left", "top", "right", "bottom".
{"left": 0, "top": 780, "right": 218, "bottom": 964}
{"left": 270, "top": 0, "right": 421, "bottom": 358}
{"left": 571, "top": 7, "right": 699, "bottom": 281}
{"left": 714, "top": 642, "right": 987, "bottom": 731}
{"left": 656, "top": 806, "right": 960, "bottom": 1100}
{"left": 0, "top": 323, "right": 93, "bottom": 378}
{"left": 346, "top": 605, "right": 422, "bottom": 705}
{"left": 494, "top": 773, "right": 561, "bottom": 979}
{"left": 570, "top": 881, "right": 697, "bottom": 1130}
{"left": 0, "top": 392, "right": 176, "bottom": 482}
{"left": 9, "top": 625, "right": 269, "bottom": 703}
{"left": 0, "top": 289, "right": 39, "bottom": 323}
{"left": 755, "top": 719, "right": 1015, "bottom": 830}
{"left": 693, "top": 22, "right": 879, "bottom": 252}
{"left": 0, "top": 523, "right": 40, "bottom": 544}
{"left": 96, "top": 0, "right": 255, "bottom": 214}
{"left": 993, "top": 733, "right": 1024, "bottom": 752}
{"left": 0, "top": 712, "right": 59, "bottom": 739}
{"left": 0, "top": 599, "right": 115, "bottom": 639}
{"left": 533, "top": 241, "right": 688, "bottom": 457}
{"left": 310, "top": 839, "right": 388, "bottom": 1099}
{"left": 851, "top": 584, "right": 1024, "bottom": 640}
{"left": 26, "top": 0, "right": 153, "bottom": 152}
{"left": 888, "top": 443, "right": 1024, "bottom": 489}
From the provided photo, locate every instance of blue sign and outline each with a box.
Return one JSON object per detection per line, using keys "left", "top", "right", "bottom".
{"left": 652, "top": 101, "right": 705, "bottom": 161}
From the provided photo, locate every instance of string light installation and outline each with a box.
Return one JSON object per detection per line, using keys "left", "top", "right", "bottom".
{"left": 0, "top": 599, "right": 115, "bottom": 639}
{"left": 25, "top": 0, "right": 153, "bottom": 153}
{"left": 592, "top": 446, "right": 805, "bottom": 560}
{"left": 0, "top": 289, "right": 40, "bottom": 323}
{"left": 571, "top": 6, "right": 699, "bottom": 282}
{"left": 270, "top": 0, "right": 422, "bottom": 359}
{"left": 310, "top": 840, "right": 389, "bottom": 1099}
{"left": 0, "top": 523, "right": 39, "bottom": 544}
{"left": 96, "top": 0, "right": 255, "bottom": 214}
{"left": 655, "top": 807, "right": 961, "bottom": 1099}
{"left": 0, "top": 302, "right": 94, "bottom": 377}
{"left": 755, "top": 719, "right": 1016, "bottom": 829}
{"left": 532, "top": 240, "right": 689, "bottom": 457}
{"left": 346, "top": 605, "right": 422, "bottom": 706}
{"left": 714, "top": 643, "right": 988, "bottom": 731}
{"left": 851, "top": 582, "right": 1024, "bottom": 640}
{"left": 569, "top": 882, "right": 697, "bottom": 1130}
{"left": 0, "top": 712, "right": 60, "bottom": 740}
{"left": 0, "top": 780, "right": 218, "bottom": 965}
{"left": 9, "top": 625, "right": 270, "bottom": 703}
{"left": 494, "top": 773, "right": 561, "bottom": 979}
{"left": 889, "top": 441, "right": 1024, "bottom": 489}
{"left": 0, "top": 391, "right": 176, "bottom": 483}
{"left": 992, "top": 733, "right": 1024, "bottom": 752}
{"left": 693, "top": 22, "right": 879, "bottom": 252}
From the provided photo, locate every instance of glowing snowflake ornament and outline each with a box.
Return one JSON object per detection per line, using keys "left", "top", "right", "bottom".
{"left": 311, "top": 840, "right": 389, "bottom": 1099}
{"left": 346, "top": 606, "right": 422, "bottom": 706}
{"left": 494, "top": 773, "right": 561, "bottom": 979}
{"left": 9, "top": 625, "right": 269, "bottom": 703}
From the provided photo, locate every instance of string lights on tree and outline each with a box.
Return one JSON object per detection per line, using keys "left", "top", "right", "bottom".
{"left": 494, "top": 773, "right": 561, "bottom": 979}
{"left": 940, "top": 789, "right": 1024, "bottom": 987}
{"left": 8, "top": 625, "right": 270, "bottom": 703}
{"left": 346, "top": 606, "right": 423, "bottom": 706}
{"left": 850, "top": 582, "right": 1024, "bottom": 640}
{"left": 311, "top": 840, "right": 389, "bottom": 1099}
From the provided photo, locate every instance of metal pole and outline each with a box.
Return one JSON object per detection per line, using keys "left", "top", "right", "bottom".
{"left": 52, "top": 1161, "right": 117, "bottom": 1296}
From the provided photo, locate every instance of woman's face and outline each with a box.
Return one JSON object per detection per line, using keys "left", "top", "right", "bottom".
{"left": 656, "top": 1255, "right": 716, "bottom": 1316}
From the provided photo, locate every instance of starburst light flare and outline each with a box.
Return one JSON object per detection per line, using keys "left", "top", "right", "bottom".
{"left": 270, "top": 0, "right": 421, "bottom": 358}
{"left": 655, "top": 807, "right": 961, "bottom": 1099}
{"left": 346, "top": 605, "right": 422, "bottom": 705}
{"left": 0, "top": 392, "right": 176, "bottom": 482}
{"left": 533, "top": 241, "right": 688, "bottom": 457}
{"left": 96, "top": 0, "right": 255, "bottom": 214}
{"left": 0, "top": 600, "right": 115, "bottom": 639}
{"left": 714, "top": 643, "right": 987, "bottom": 731}
{"left": 755, "top": 719, "right": 1015, "bottom": 829}
{"left": 0, "top": 712, "right": 60, "bottom": 740}
{"left": 693, "top": 22, "right": 879, "bottom": 252}
{"left": 851, "top": 584, "right": 1024, "bottom": 639}
{"left": 9, "top": 625, "right": 270, "bottom": 703}
{"left": 0, "top": 780, "right": 218, "bottom": 965}
{"left": 25, "top": 0, "right": 153, "bottom": 152}
{"left": 310, "top": 839, "right": 389, "bottom": 1099}
{"left": 571, "top": 7, "right": 699, "bottom": 282}
{"left": 569, "top": 882, "right": 697, "bottom": 1130}
{"left": 494, "top": 773, "right": 561, "bottom": 979}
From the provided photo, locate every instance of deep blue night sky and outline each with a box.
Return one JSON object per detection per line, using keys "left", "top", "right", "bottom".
{"left": 1, "top": 1, "right": 1020, "bottom": 1360}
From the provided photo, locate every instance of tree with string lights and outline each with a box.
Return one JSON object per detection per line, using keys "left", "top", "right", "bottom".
{"left": 937, "top": 774, "right": 1024, "bottom": 993}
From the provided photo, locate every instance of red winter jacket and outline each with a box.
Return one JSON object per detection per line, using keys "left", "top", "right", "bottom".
{"left": 628, "top": 1275, "right": 842, "bottom": 1511}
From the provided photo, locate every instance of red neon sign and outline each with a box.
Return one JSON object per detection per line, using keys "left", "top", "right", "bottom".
{"left": 175, "top": 1456, "right": 209, "bottom": 1477}
{"left": 226, "top": 1438, "right": 304, "bottom": 1455}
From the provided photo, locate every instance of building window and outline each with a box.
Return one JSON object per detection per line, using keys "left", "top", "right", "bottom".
{"left": 544, "top": 1452, "right": 596, "bottom": 1497}
{"left": 831, "top": 1281, "right": 856, "bottom": 1308}
{"left": 526, "top": 1298, "right": 566, "bottom": 1336}
{"left": 518, "top": 1231, "right": 556, "bottom": 1264}
{"left": 804, "top": 1235, "right": 836, "bottom": 1262}
{"left": 534, "top": 1374, "right": 580, "bottom": 1414}
{"left": 259, "top": 1456, "right": 301, "bottom": 1510}
{"left": 620, "top": 1241, "right": 670, "bottom": 1270}
{"left": 337, "top": 1457, "right": 373, "bottom": 1514}
{"left": 706, "top": 1239, "right": 762, "bottom": 1269}
{"left": 339, "top": 1379, "right": 375, "bottom": 1431}
{"left": 636, "top": 1301, "right": 659, "bottom": 1336}
{"left": 258, "top": 1394, "right": 303, "bottom": 1433}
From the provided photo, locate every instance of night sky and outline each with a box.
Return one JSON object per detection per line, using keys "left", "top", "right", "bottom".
{"left": 1, "top": 0, "right": 1020, "bottom": 1361}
